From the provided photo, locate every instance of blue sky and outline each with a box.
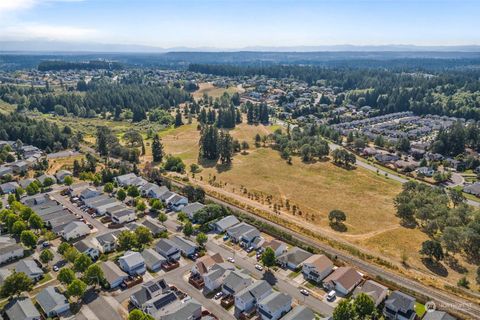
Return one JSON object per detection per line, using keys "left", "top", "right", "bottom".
{"left": 0, "top": 0, "right": 478, "bottom": 48}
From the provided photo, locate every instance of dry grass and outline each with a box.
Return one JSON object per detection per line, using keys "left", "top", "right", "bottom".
{"left": 192, "top": 82, "right": 243, "bottom": 101}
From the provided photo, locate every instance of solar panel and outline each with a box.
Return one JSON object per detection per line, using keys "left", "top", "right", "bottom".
{"left": 152, "top": 292, "right": 177, "bottom": 309}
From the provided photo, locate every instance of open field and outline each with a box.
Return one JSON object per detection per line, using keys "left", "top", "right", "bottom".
{"left": 192, "top": 82, "right": 244, "bottom": 101}
{"left": 0, "top": 101, "right": 15, "bottom": 114}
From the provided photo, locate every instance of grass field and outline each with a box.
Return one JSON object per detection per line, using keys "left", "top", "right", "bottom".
{"left": 192, "top": 82, "right": 243, "bottom": 101}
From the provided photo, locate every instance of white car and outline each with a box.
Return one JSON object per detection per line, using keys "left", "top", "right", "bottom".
{"left": 227, "top": 257, "right": 235, "bottom": 263}
{"left": 53, "top": 265, "right": 59, "bottom": 272}
{"left": 300, "top": 289, "right": 309, "bottom": 296}
{"left": 255, "top": 264, "right": 264, "bottom": 271}
{"left": 214, "top": 292, "right": 223, "bottom": 300}
{"left": 326, "top": 290, "right": 336, "bottom": 301}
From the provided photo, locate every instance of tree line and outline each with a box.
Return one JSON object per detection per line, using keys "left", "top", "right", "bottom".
{"left": 37, "top": 60, "right": 123, "bottom": 71}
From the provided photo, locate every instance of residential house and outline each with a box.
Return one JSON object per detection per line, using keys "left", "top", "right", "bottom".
{"left": 463, "top": 182, "right": 480, "bottom": 197}
{"left": 141, "top": 218, "right": 166, "bottom": 236}
{"left": 5, "top": 298, "right": 41, "bottom": 320}
{"left": 18, "top": 178, "right": 36, "bottom": 189}
{"left": 203, "top": 263, "right": 235, "bottom": 292}
{"left": 171, "top": 235, "right": 198, "bottom": 257}
{"left": 79, "top": 187, "right": 102, "bottom": 200}
{"left": 353, "top": 280, "right": 388, "bottom": 307}
{"left": 15, "top": 259, "right": 43, "bottom": 281}
{"left": 0, "top": 268, "right": 12, "bottom": 286}
{"left": 166, "top": 193, "right": 188, "bottom": 211}
{"left": 182, "top": 202, "right": 205, "bottom": 220}
{"left": 277, "top": 247, "right": 313, "bottom": 270}
{"left": 36, "top": 174, "right": 57, "bottom": 186}
{"left": 111, "top": 209, "right": 136, "bottom": 224}
{"left": 55, "top": 170, "right": 72, "bottom": 183}
{"left": 222, "top": 270, "right": 253, "bottom": 296}
{"left": 191, "top": 253, "right": 223, "bottom": 277}
{"left": 36, "top": 286, "right": 70, "bottom": 317}
{"left": 141, "top": 248, "right": 166, "bottom": 272}
{"left": 93, "top": 230, "right": 122, "bottom": 253}
{"left": 0, "top": 181, "right": 19, "bottom": 194}
{"left": 262, "top": 239, "right": 287, "bottom": 257}
{"left": 0, "top": 237, "right": 23, "bottom": 264}
{"left": 257, "top": 292, "right": 292, "bottom": 320}
{"left": 417, "top": 167, "right": 435, "bottom": 177}
{"left": 235, "top": 280, "right": 272, "bottom": 313}
{"left": 226, "top": 222, "right": 260, "bottom": 247}
{"left": 302, "top": 254, "right": 334, "bottom": 283}
{"left": 323, "top": 267, "right": 363, "bottom": 296}
{"left": 161, "top": 298, "right": 202, "bottom": 320}
{"left": 383, "top": 291, "right": 416, "bottom": 320}
{"left": 73, "top": 239, "right": 100, "bottom": 260}
{"left": 10, "top": 161, "right": 29, "bottom": 174}
{"left": 0, "top": 166, "right": 13, "bottom": 178}
{"left": 155, "top": 239, "right": 181, "bottom": 261}
{"left": 213, "top": 215, "right": 240, "bottom": 232}
{"left": 100, "top": 261, "right": 128, "bottom": 289}
{"left": 115, "top": 173, "right": 138, "bottom": 186}
{"left": 423, "top": 311, "right": 457, "bottom": 320}
{"left": 282, "top": 305, "right": 315, "bottom": 320}
{"left": 118, "top": 251, "right": 146, "bottom": 275}
{"left": 130, "top": 279, "right": 170, "bottom": 308}
{"left": 140, "top": 183, "right": 169, "bottom": 199}
{"left": 59, "top": 221, "right": 90, "bottom": 241}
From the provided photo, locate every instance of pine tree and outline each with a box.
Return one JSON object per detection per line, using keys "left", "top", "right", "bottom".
{"left": 219, "top": 131, "right": 234, "bottom": 164}
{"left": 175, "top": 110, "right": 183, "bottom": 127}
{"left": 152, "top": 134, "right": 164, "bottom": 163}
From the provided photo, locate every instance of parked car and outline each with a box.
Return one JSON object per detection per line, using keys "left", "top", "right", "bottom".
{"left": 300, "top": 289, "right": 309, "bottom": 296}
{"left": 53, "top": 265, "right": 59, "bottom": 272}
{"left": 223, "top": 235, "right": 229, "bottom": 241}
{"left": 214, "top": 292, "right": 223, "bottom": 300}
{"left": 326, "top": 290, "right": 336, "bottom": 301}
{"left": 42, "top": 241, "right": 50, "bottom": 248}
{"left": 255, "top": 264, "right": 264, "bottom": 271}
{"left": 246, "top": 246, "right": 254, "bottom": 253}
{"left": 227, "top": 257, "right": 235, "bottom": 263}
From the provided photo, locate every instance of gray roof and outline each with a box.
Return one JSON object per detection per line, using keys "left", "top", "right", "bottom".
{"left": 385, "top": 291, "right": 415, "bottom": 312}
{"left": 119, "top": 251, "right": 144, "bottom": 268}
{"left": 278, "top": 247, "right": 312, "bottom": 267}
{"left": 155, "top": 239, "right": 179, "bottom": 254}
{"left": 282, "top": 305, "right": 315, "bottom": 320}
{"left": 15, "top": 259, "right": 43, "bottom": 278}
{"left": 96, "top": 230, "right": 121, "bottom": 246}
{"left": 162, "top": 299, "right": 202, "bottom": 320}
{"left": 259, "top": 292, "right": 292, "bottom": 311}
{"left": 181, "top": 202, "right": 205, "bottom": 217}
{"left": 423, "top": 311, "right": 457, "bottom": 320}
{"left": 5, "top": 298, "right": 40, "bottom": 320}
{"left": 353, "top": 280, "right": 388, "bottom": 306}
{"left": 142, "top": 219, "right": 166, "bottom": 235}
{"left": 0, "top": 242, "right": 23, "bottom": 256}
{"left": 236, "top": 280, "right": 272, "bottom": 302}
{"left": 141, "top": 248, "right": 166, "bottom": 269}
{"left": 170, "top": 236, "right": 197, "bottom": 254}
{"left": 223, "top": 270, "right": 253, "bottom": 295}
{"left": 214, "top": 215, "right": 240, "bottom": 230}
{"left": 100, "top": 261, "right": 127, "bottom": 285}
{"left": 36, "top": 286, "right": 68, "bottom": 315}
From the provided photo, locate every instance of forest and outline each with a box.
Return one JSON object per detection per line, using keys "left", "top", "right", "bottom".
{"left": 37, "top": 60, "right": 124, "bottom": 71}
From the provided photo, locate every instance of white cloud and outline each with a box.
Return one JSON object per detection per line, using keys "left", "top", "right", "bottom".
{"left": 0, "top": 0, "right": 84, "bottom": 15}
{"left": 2, "top": 24, "right": 96, "bottom": 41}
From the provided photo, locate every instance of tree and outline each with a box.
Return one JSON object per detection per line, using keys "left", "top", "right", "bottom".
{"left": 420, "top": 240, "right": 444, "bottom": 261}
{"left": 332, "top": 299, "right": 356, "bottom": 320}
{"left": 64, "top": 246, "right": 80, "bottom": 263}
{"left": 476, "top": 267, "right": 480, "bottom": 285}
{"left": 328, "top": 210, "right": 347, "bottom": 225}
{"left": 20, "top": 230, "right": 38, "bottom": 248}
{"left": 117, "top": 189, "right": 127, "bottom": 201}
{"left": 83, "top": 264, "right": 105, "bottom": 288}
{"left": 58, "top": 267, "right": 76, "bottom": 285}
{"left": 196, "top": 232, "right": 208, "bottom": 247}
{"left": 64, "top": 175, "right": 73, "bottom": 186}
{"left": 58, "top": 242, "right": 71, "bottom": 255}
{"left": 183, "top": 221, "right": 194, "bottom": 237}
{"left": 218, "top": 131, "right": 234, "bottom": 164}
{"left": 104, "top": 182, "right": 114, "bottom": 193}
{"left": 158, "top": 212, "right": 168, "bottom": 225}
{"left": 174, "top": 110, "right": 183, "bottom": 127}
{"left": 67, "top": 279, "right": 87, "bottom": 301}
{"left": 353, "top": 293, "right": 375, "bottom": 318}
{"left": 40, "top": 249, "right": 54, "bottom": 264}
{"left": 74, "top": 254, "right": 93, "bottom": 272}
{"left": 152, "top": 134, "right": 164, "bottom": 163}
{"left": 449, "top": 188, "right": 466, "bottom": 207}
{"left": 118, "top": 230, "right": 138, "bottom": 251}
{"left": 135, "top": 226, "right": 153, "bottom": 246}
{"left": 28, "top": 213, "right": 43, "bottom": 230}
{"left": 128, "top": 309, "right": 155, "bottom": 320}
{"left": 127, "top": 185, "right": 140, "bottom": 198}
{"left": 261, "top": 247, "right": 276, "bottom": 269}
{"left": 12, "top": 220, "right": 27, "bottom": 236}
{"left": 0, "top": 272, "right": 32, "bottom": 297}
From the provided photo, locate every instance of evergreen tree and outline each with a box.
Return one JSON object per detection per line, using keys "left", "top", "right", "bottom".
{"left": 152, "top": 134, "right": 164, "bottom": 163}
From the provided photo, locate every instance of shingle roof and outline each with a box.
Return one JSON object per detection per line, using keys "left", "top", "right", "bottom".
{"left": 282, "top": 305, "right": 315, "bottom": 320}
{"left": 36, "top": 286, "right": 68, "bottom": 315}
{"left": 5, "top": 298, "right": 40, "bottom": 320}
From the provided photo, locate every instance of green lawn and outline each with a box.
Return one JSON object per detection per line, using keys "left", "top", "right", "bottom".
{"left": 415, "top": 302, "right": 426, "bottom": 318}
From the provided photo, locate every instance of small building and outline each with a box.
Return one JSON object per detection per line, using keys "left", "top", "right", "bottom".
{"left": 36, "top": 286, "right": 70, "bottom": 317}
{"left": 282, "top": 305, "right": 315, "bottom": 320}
{"left": 302, "top": 254, "right": 334, "bottom": 283}
{"left": 262, "top": 239, "right": 287, "bottom": 257}
{"left": 423, "top": 311, "right": 457, "bottom": 320}
{"left": 170, "top": 235, "right": 198, "bottom": 257}
{"left": 0, "top": 166, "right": 13, "bottom": 178}
{"left": 213, "top": 215, "right": 240, "bottom": 232}
{"left": 111, "top": 209, "right": 136, "bottom": 224}
{"left": 93, "top": 230, "right": 121, "bottom": 253}
{"left": 5, "top": 298, "right": 41, "bottom": 320}
{"left": 226, "top": 222, "right": 259, "bottom": 245}
{"left": 182, "top": 202, "right": 205, "bottom": 220}
{"left": 15, "top": 259, "right": 43, "bottom": 281}
{"left": 141, "top": 218, "right": 166, "bottom": 236}
{"left": 80, "top": 187, "right": 102, "bottom": 200}
{"left": 118, "top": 251, "right": 146, "bottom": 275}
{"left": 203, "top": 263, "right": 235, "bottom": 292}
{"left": 0, "top": 181, "right": 20, "bottom": 194}
{"left": 222, "top": 270, "right": 253, "bottom": 296}
{"left": 130, "top": 279, "right": 170, "bottom": 308}
{"left": 73, "top": 239, "right": 99, "bottom": 260}
{"left": 60, "top": 221, "right": 90, "bottom": 241}
{"left": 323, "top": 267, "right": 363, "bottom": 296}
{"left": 100, "top": 261, "right": 128, "bottom": 289}
{"left": 36, "top": 174, "right": 57, "bottom": 186}
{"left": 55, "top": 170, "right": 72, "bottom": 183}
{"left": 165, "top": 193, "right": 188, "bottom": 211}
{"left": 353, "top": 280, "right": 388, "bottom": 307}
{"left": 277, "top": 247, "right": 312, "bottom": 270}
{"left": 115, "top": 173, "right": 138, "bottom": 187}
{"left": 417, "top": 166, "right": 435, "bottom": 177}
{"left": 463, "top": 182, "right": 480, "bottom": 197}
{"left": 257, "top": 292, "right": 292, "bottom": 320}
{"left": 191, "top": 253, "right": 223, "bottom": 276}
{"left": 0, "top": 238, "right": 24, "bottom": 265}
{"left": 18, "top": 178, "right": 36, "bottom": 190}
{"left": 235, "top": 280, "right": 272, "bottom": 313}
{"left": 141, "top": 248, "right": 166, "bottom": 272}
{"left": 383, "top": 290, "right": 416, "bottom": 320}
{"left": 155, "top": 239, "right": 181, "bottom": 261}
{"left": 140, "top": 183, "right": 169, "bottom": 199}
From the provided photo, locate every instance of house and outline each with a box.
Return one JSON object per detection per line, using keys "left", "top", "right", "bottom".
{"left": 130, "top": 279, "right": 170, "bottom": 308}
{"left": 36, "top": 174, "right": 57, "bottom": 186}
{"left": 79, "top": 187, "right": 102, "bottom": 200}
{"left": 160, "top": 298, "right": 202, "bottom": 320}
{"left": 93, "top": 230, "right": 122, "bottom": 253}
{"left": 257, "top": 292, "right": 292, "bottom": 320}
{"left": 141, "top": 248, "right": 166, "bottom": 272}
{"left": 5, "top": 298, "right": 41, "bottom": 320}
{"left": 115, "top": 173, "right": 138, "bottom": 187}
{"left": 203, "top": 263, "right": 235, "bottom": 292}
{"left": 10, "top": 161, "right": 29, "bottom": 174}
{"left": 166, "top": 193, "right": 188, "bottom": 211}
{"left": 15, "top": 260, "right": 43, "bottom": 281}
{"left": 423, "top": 311, "right": 457, "bottom": 320}
{"left": 353, "top": 280, "right": 388, "bottom": 307}
{"left": 302, "top": 254, "right": 334, "bottom": 283}
{"left": 226, "top": 222, "right": 260, "bottom": 247}
{"left": 55, "top": 170, "right": 72, "bottom": 183}
{"left": 282, "top": 305, "right": 315, "bottom": 320}
{"left": 235, "top": 280, "right": 272, "bottom": 312}
{"left": 100, "top": 261, "right": 128, "bottom": 289}
{"left": 417, "top": 166, "right": 435, "bottom": 177}
{"left": 118, "top": 251, "right": 146, "bottom": 275}
{"left": 277, "top": 247, "right": 312, "bottom": 270}
{"left": 140, "top": 183, "right": 169, "bottom": 199}
{"left": 155, "top": 239, "right": 181, "bottom": 261}
{"left": 222, "top": 270, "right": 253, "bottom": 296}
{"left": 36, "top": 286, "right": 70, "bottom": 317}
{"left": 182, "top": 202, "right": 205, "bottom": 219}
{"left": 18, "top": 178, "right": 36, "bottom": 189}
{"left": 191, "top": 253, "right": 223, "bottom": 276}
{"left": 0, "top": 238, "right": 24, "bottom": 264}
{"left": 171, "top": 235, "right": 198, "bottom": 257}
{"left": 73, "top": 239, "right": 100, "bottom": 260}
{"left": 375, "top": 153, "right": 400, "bottom": 164}
{"left": 262, "top": 239, "right": 287, "bottom": 257}
{"left": 383, "top": 290, "right": 416, "bottom": 320}
{"left": 111, "top": 209, "right": 136, "bottom": 224}
{"left": 141, "top": 218, "right": 166, "bottom": 236}
{"left": 60, "top": 221, "right": 90, "bottom": 241}
{"left": 0, "top": 166, "right": 13, "bottom": 178}
{"left": 0, "top": 181, "right": 19, "bottom": 194}
{"left": 323, "top": 267, "right": 363, "bottom": 296}
{"left": 213, "top": 215, "right": 240, "bottom": 232}
{"left": 463, "top": 182, "right": 480, "bottom": 197}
